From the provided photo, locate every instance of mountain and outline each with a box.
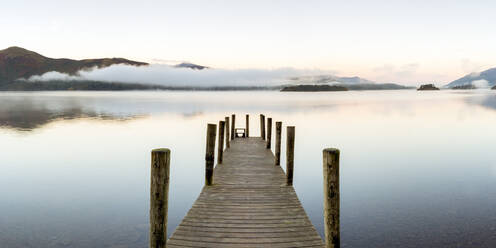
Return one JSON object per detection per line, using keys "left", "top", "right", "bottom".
{"left": 0, "top": 46, "right": 148, "bottom": 84}
{"left": 280, "top": 83, "right": 412, "bottom": 91}
{"left": 285, "top": 74, "right": 412, "bottom": 90}
{"left": 341, "top": 83, "right": 413, "bottom": 90}
{"left": 445, "top": 68, "right": 496, "bottom": 88}
{"left": 289, "top": 75, "right": 375, "bottom": 85}
{"left": 281, "top": 85, "right": 348, "bottom": 92}
{"left": 174, "top": 62, "right": 208, "bottom": 70}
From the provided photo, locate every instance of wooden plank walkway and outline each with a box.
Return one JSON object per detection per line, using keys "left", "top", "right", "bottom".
{"left": 167, "top": 137, "right": 325, "bottom": 248}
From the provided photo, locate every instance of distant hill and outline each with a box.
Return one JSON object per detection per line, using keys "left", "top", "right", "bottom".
{"left": 0, "top": 46, "right": 148, "bottom": 84}
{"left": 445, "top": 68, "right": 496, "bottom": 88}
{"left": 174, "top": 62, "right": 208, "bottom": 70}
{"left": 281, "top": 85, "right": 348, "bottom": 92}
{"left": 289, "top": 75, "right": 375, "bottom": 85}
{"left": 343, "top": 83, "right": 413, "bottom": 90}
{"left": 286, "top": 74, "right": 412, "bottom": 91}
{"left": 452, "top": 84, "right": 476, "bottom": 90}
{"left": 281, "top": 83, "right": 412, "bottom": 92}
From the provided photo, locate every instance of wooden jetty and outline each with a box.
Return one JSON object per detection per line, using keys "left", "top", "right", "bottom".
{"left": 150, "top": 114, "right": 340, "bottom": 248}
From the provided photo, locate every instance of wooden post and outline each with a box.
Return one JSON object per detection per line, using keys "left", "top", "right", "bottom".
{"left": 275, "top": 121, "right": 282, "bottom": 165}
{"left": 260, "top": 114, "right": 263, "bottom": 139}
{"left": 323, "top": 148, "right": 340, "bottom": 248}
{"left": 286, "top": 126, "right": 295, "bottom": 186}
{"left": 231, "top": 114, "right": 235, "bottom": 140}
{"left": 205, "top": 124, "right": 216, "bottom": 186}
{"left": 150, "top": 148, "right": 170, "bottom": 248}
{"left": 246, "top": 114, "right": 249, "bottom": 137}
{"left": 225, "top": 116, "right": 230, "bottom": 148}
{"left": 218, "top": 121, "right": 225, "bottom": 164}
{"left": 266, "top": 118, "right": 272, "bottom": 149}
{"left": 260, "top": 114, "right": 265, "bottom": 139}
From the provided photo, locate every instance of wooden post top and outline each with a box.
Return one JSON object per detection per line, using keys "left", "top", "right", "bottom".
{"left": 152, "top": 148, "right": 170, "bottom": 154}
{"left": 323, "top": 148, "right": 340, "bottom": 155}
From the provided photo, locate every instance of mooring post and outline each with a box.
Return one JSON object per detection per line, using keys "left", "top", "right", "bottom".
{"left": 275, "top": 121, "right": 282, "bottom": 165}
{"left": 260, "top": 115, "right": 266, "bottom": 140}
{"left": 205, "top": 124, "right": 216, "bottom": 186}
{"left": 218, "top": 121, "right": 225, "bottom": 164}
{"left": 246, "top": 114, "right": 250, "bottom": 137}
{"left": 260, "top": 114, "right": 265, "bottom": 139}
{"left": 150, "top": 148, "right": 170, "bottom": 248}
{"left": 225, "top": 116, "right": 230, "bottom": 148}
{"left": 323, "top": 148, "right": 340, "bottom": 248}
{"left": 286, "top": 126, "right": 295, "bottom": 186}
{"left": 231, "top": 114, "right": 235, "bottom": 140}
{"left": 266, "top": 117, "right": 272, "bottom": 149}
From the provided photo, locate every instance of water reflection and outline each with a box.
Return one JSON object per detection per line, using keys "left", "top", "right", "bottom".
{"left": 0, "top": 93, "right": 150, "bottom": 132}
{"left": 0, "top": 90, "right": 495, "bottom": 248}
{"left": 0, "top": 91, "right": 340, "bottom": 132}
{"left": 466, "top": 92, "right": 496, "bottom": 111}
{"left": 0, "top": 99, "right": 143, "bottom": 131}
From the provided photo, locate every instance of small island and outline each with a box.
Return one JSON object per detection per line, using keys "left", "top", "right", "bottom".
{"left": 281, "top": 85, "right": 348, "bottom": 92}
{"left": 417, "top": 84, "right": 440, "bottom": 91}
{"left": 492, "top": 85, "right": 496, "bottom": 90}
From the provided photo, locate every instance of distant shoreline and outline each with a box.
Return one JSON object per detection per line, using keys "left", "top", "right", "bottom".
{"left": 281, "top": 83, "right": 414, "bottom": 92}
{"left": 4, "top": 80, "right": 494, "bottom": 92}
{"left": 0, "top": 80, "right": 282, "bottom": 91}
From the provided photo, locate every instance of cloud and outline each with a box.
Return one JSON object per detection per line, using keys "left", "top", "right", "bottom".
{"left": 372, "top": 63, "right": 420, "bottom": 83}
{"left": 27, "top": 71, "right": 82, "bottom": 81}
{"left": 373, "top": 63, "right": 419, "bottom": 76}
{"left": 469, "top": 72, "right": 481, "bottom": 78}
{"left": 26, "top": 64, "right": 329, "bottom": 87}
{"left": 472, "top": 79, "right": 489, "bottom": 88}
{"left": 461, "top": 58, "right": 485, "bottom": 74}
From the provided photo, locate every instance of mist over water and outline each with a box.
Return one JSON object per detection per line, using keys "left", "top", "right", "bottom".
{"left": 26, "top": 65, "right": 329, "bottom": 87}
{"left": 0, "top": 90, "right": 495, "bottom": 247}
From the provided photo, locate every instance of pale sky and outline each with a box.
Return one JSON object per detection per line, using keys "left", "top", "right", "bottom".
{"left": 1, "top": 0, "right": 496, "bottom": 84}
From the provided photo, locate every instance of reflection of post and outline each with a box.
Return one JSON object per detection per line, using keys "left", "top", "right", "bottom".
{"left": 205, "top": 124, "right": 216, "bottom": 186}
{"left": 231, "top": 114, "right": 235, "bottom": 140}
{"left": 150, "top": 148, "right": 170, "bottom": 248}
{"left": 218, "top": 121, "right": 225, "bottom": 164}
{"left": 286, "top": 126, "right": 295, "bottom": 186}
{"left": 246, "top": 114, "right": 250, "bottom": 137}
{"left": 275, "top": 121, "right": 282, "bottom": 165}
{"left": 266, "top": 118, "right": 272, "bottom": 149}
{"left": 323, "top": 148, "right": 340, "bottom": 248}
{"left": 225, "top": 117, "right": 230, "bottom": 148}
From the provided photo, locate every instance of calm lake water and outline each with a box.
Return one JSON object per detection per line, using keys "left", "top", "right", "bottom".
{"left": 1, "top": 90, "right": 495, "bottom": 247}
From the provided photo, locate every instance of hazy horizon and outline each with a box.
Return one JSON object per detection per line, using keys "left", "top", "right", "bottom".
{"left": 4, "top": 46, "right": 493, "bottom": 88}
{"left": 2, "top": 0, "right": 496, "bottom": 85}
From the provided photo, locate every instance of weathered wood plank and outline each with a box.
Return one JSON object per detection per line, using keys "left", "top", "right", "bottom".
{"left": 175, "top": 225, "right": 319, "bottom": 234}
{"left": 178, "top": 222, "right": 316, "bottom": 228}
{"left": 170, "top": 235, "right": 323, "bottom": 243}
{"left": 168, "top": 137, "right": 324, "bottom": 247}
{"left": 172, "top": 230, "right": 321, "bottom": 238}
{"left": 168, "top": 239, "right": 324, "bottom": 248}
